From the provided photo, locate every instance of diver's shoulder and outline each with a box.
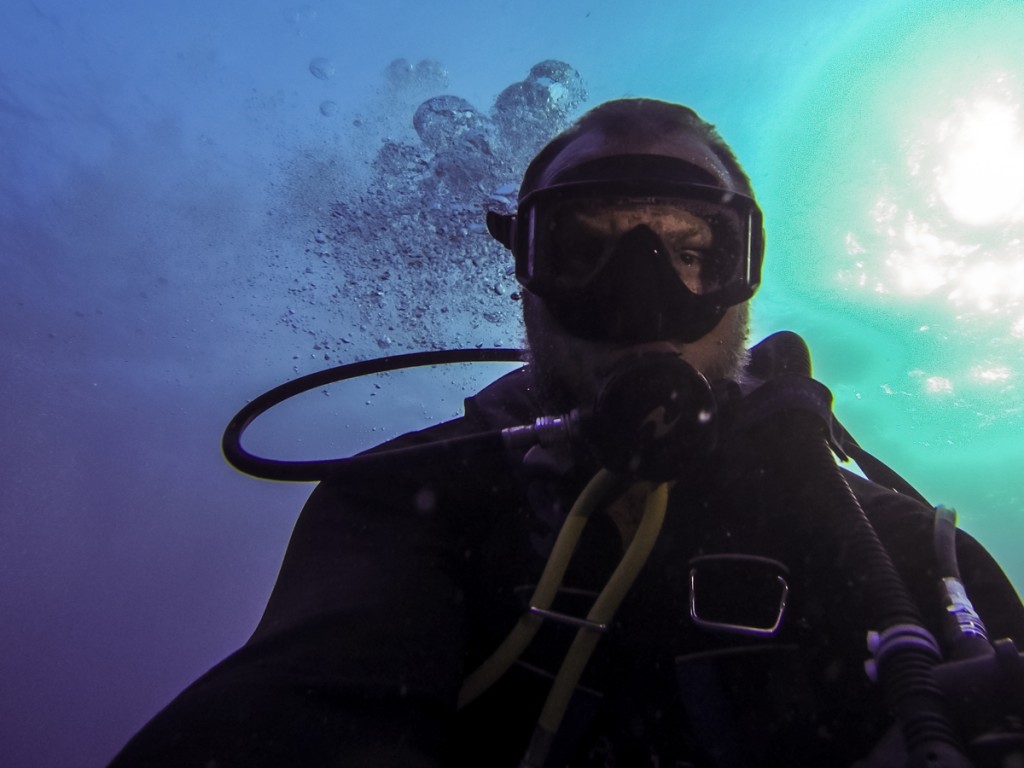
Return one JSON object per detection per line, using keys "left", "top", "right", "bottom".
{"left": 843, "top": 469, "right": 931, "bottom": 516}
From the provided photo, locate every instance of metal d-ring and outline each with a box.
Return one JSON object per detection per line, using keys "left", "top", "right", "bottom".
{"left": 688, "top": 554, "right": 790, "bottom": 637}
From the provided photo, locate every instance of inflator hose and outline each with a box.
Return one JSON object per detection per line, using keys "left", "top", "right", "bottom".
{"left": 754, "top": 405, "right": 970, "bottom": 768}
{"left": 933, "top": 506, "right": 994, "bottom": 663}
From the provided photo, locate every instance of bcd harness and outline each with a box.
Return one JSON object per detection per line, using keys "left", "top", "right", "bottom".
{"left": 222, "top": 332, "right": 1024, "bottom": 768}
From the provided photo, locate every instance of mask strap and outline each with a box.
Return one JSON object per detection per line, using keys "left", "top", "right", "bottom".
{"left": 486, "top": 210, "right": 514, "bottom": 249}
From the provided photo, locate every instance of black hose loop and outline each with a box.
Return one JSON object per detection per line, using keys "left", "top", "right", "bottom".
{"left": 221, "top": 348, "right": 526, "bottom": 482}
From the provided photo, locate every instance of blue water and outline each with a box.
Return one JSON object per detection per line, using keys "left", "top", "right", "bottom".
{"left": 1, "top": 1, "right": 1022, "bottom": 766}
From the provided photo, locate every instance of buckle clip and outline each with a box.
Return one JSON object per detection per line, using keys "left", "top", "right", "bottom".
{"left": 689, "top": 554, "right": 790, "bottom": 637}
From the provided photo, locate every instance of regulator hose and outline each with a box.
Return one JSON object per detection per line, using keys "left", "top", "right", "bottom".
{"left": 221, "top": 348, "right": 526, "bottom": 482}
{"left": 756, "top": 402, "right": 969, "bottom": 768}
{"left": 457, "top": 469, "right": 630, "bottom": 709}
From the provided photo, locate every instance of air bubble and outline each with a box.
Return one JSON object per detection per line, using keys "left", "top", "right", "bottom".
{"left": 309, "top": 57, "right": 335, "bottom": 80}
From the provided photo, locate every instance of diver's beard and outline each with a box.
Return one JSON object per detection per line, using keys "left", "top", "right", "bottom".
{"left": 523, "top": 294, "right": 751, "bottom": 413}
{"left": 702, "top": 302, "right": 751, "bottom": 382}
{"left": 522, "top": 313, "right": 578, "bottom": 414}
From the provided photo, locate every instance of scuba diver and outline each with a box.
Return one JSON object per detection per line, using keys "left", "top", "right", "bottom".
{"left": 108, "top": 98, "right": 1024, "bottom": 768}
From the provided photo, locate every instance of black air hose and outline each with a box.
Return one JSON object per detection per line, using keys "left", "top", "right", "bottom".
{"left": 753, "top": 405, "right": 969, "bottom": 768}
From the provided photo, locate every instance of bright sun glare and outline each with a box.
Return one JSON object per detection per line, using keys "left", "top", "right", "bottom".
{"left": 814, "top": 11, "right": 1024, "bottom": 412}
{"left": 936, "top": 96, "right": 1024, "bottom": 226}
{"left": 848, "top": 75, "right": 1024, "bottom": 319}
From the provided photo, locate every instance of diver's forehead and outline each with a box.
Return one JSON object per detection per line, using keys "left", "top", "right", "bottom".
{"left": 573, "top": 204, "right": 712, "bottom": 240}
{"left": 537, "top": 131, "right": 737, "bottom": 190}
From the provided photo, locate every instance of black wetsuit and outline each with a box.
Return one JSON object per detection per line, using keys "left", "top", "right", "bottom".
{"left": 109, "top": 366, "right": 1024, "bottom": 768}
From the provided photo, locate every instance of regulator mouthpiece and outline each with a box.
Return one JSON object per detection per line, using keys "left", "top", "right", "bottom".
{"left": 586, "top": 352, "right": 717, "bottom": 480}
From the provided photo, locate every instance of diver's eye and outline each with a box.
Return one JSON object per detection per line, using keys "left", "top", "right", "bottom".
{"left": 670, "top": 249, "right": 709, "bottom": 294}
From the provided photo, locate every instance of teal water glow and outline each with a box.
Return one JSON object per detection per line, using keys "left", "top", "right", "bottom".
{"left": 758, "top": 0, "right": 1024, "bottom": 585}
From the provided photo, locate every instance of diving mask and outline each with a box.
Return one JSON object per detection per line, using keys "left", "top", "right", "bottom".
{"left": 488, "top": 157, "right": 764, "bottom": 342}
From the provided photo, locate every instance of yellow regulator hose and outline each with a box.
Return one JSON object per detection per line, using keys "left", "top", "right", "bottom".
{"left": 458, "top": 468, "right": 629, "bottom": 708}
{"left": 520, "top": 481, "right": 669, "bottom": 767}
{"left": 455, "top": 465, "right": 670, "bottom": 768}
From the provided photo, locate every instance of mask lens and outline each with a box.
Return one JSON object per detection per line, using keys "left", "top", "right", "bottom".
{"left": 540, "top": 202, "right": 616, "bottom": 289}
{"left": 528, "top": 192, "right": 747, "bottom": 299}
